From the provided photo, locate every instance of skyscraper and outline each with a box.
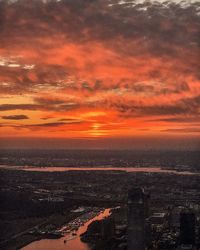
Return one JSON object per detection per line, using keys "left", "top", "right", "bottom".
{"left": 127, "top": 187, "right": 149, "bottom": 250}
{"left": 180, "top": 209, "right": 196, "bottom": 246}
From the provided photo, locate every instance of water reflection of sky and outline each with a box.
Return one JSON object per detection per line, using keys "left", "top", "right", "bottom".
{"left": 19, "top": 167, "right": 198, "bottom": 176}
{"left": 22, "top": 209, "right": 111, "bottom": 250}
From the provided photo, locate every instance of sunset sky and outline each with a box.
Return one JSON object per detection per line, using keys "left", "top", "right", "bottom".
{"left": 0, "top": 0, "right": 200, "bottom": 149}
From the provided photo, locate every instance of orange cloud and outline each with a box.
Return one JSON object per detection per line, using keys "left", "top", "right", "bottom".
{"left": 0, "top": 0, "right": 200, "bottom": 146}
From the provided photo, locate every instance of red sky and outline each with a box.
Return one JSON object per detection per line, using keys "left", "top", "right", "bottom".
{"left": 0, "top": 0, "right": 200, "bottom": 149}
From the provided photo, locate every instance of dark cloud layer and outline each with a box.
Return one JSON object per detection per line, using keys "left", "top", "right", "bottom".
{"left": 111, "top": 94, "right": 200, "bottom": 117}
{"left": 0, "top": 120, "right": 84, "bottom": 131}
{"left": 163, "top": 128, "right": 200, "bottom": 133}
{"left": 1, "top": 94, "right": 200, "bottom": 119}
{"left": 148, "top": 117, "right": 200, "bottom": 123}
{"left": 22, "top": 121, "right": 82, "bottom": 130}
{"left": 0, "top": 104, "right": 42, "bottom": 111}
{"left": 0, "top": 100, "right": 79, "bottom": 112}
{"left": 1, "top": 114, "right": 29, "bottom": 120}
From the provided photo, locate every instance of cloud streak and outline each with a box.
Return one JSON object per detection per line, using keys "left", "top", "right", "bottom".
{"left": 1, "top": 114, "right": 29, "bottom": 120}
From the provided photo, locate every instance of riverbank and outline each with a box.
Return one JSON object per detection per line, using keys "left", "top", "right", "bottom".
{"left": 80, "top": 207, "right": 127, "bottom": 250}
{"left": 22, "top": 208, "right": 111, "bottom": 250}
{"left": 4, "top": 207, "right": 109, "bottom": 250}
{"left": 1, "top": 209, "right": 88, "bottom": 250}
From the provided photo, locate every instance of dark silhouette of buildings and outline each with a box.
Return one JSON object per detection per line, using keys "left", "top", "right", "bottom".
{"left": 127, "top": 187, "right": 149, "bottom": 250}
{"left": 180, "top": 209, "right": 196, "bottom": 248}
{"left": 101, "top": 217, "right": 115, "bottom": 240}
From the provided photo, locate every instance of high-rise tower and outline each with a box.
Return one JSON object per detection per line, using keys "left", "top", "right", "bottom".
{"left": 180, "top": 209, "right": 196, "bottom": 246}
{"left": 127, "top": 187, "right": 149, "bottom": 250}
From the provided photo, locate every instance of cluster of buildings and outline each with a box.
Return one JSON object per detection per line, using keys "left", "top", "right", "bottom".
{"left": 1, "top": 162, "right": 200, "bottom": 250}
{"left": 127, "top": 188, "right": 200, "bottom": 250}
{"left": 82, "top": 187, "right": 200, "bottom": 250}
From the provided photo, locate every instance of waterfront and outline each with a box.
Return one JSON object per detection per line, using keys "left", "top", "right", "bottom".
{"left": 21, "top": 208, "right": 111, "bottom": 250}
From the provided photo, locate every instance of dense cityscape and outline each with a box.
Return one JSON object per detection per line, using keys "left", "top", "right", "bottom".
{"left": 0, "top": 150, "right": 200, "bottom": 250}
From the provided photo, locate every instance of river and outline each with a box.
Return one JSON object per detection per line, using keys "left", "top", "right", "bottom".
{"left": 3, "top": 166, "right": 198, "bottom": 175}
{"left": 21, "top": 208, "right": 111, "bottom": 250}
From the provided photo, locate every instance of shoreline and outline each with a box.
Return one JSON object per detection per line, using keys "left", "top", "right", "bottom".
{"left": 2, "top": 207, "right": 110, "bottom": 250}
{"left": 1, "top": 211, "right": 86, "bottom": 250}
